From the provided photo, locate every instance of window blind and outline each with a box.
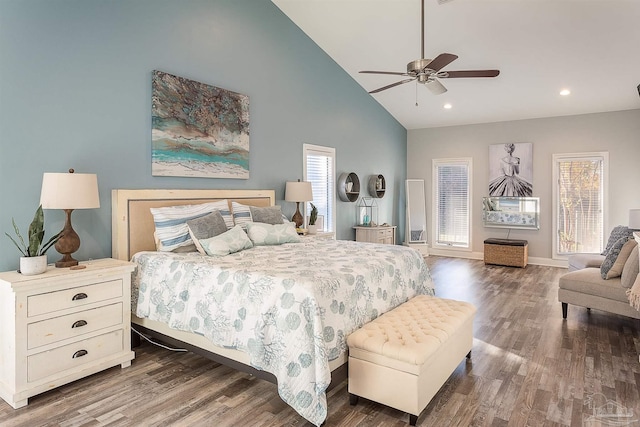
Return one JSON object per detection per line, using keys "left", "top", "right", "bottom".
{"left": 434, "top": 160, "right": 470, "bottom": 247}
{"left": 304, "top": 145, "right": 335, "bottom": 232}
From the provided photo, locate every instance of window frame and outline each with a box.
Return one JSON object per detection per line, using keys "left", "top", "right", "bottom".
{"left": 431, "top": 157, "right": 473, "bottom": 250}
{"left": 552, "top": 151, "right": 609, "bottom": 259}
{"left": 303, "top": 143, "right": 336, "bottom": 233}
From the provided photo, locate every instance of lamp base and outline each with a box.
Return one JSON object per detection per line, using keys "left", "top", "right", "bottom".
{"left": 292, "top": 202, "right": 304, "bottom": 228}
{"left": 55, "top": 254, "right": 79, "bottom": 268}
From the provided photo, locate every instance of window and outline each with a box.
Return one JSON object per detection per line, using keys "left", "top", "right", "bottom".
{"left": 553, "top": 152, "right": 608, "bottom": 257}
{"left": 432, "top": 158, "right": 472, "bottom": 248}
{"left": 303, "top": 144, "right": 336, "bottom": 232}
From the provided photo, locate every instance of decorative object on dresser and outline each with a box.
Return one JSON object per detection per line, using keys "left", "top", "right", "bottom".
{"left": 337, "top": 172, "right": 360, "bottom": 202}
{"left": 151, "top": 70, "right": 250, "bottom": 179}
{"left": 367, "top": 174, "right": 386, "bottom": 198}
{"left": 285, "top": 179, "right": 313, "bottom": 229}
{"left": 40, "top": 169, "right": 100, "bottom": 268}
{"left": 0, "top": 258, "right": 136, "bottom": 409}
{"left": 357, "top": 197, "right": 378, "bottom": 227}
{"left": 5, "top": 205, "right": 61, "bottom": 276}
{"left": 483, "top": 238, "right": 528, "bottom": 268}
{"left": 354, "top": 225, "right": 396, "bottom": 245}
{"left": 307, "top": 203, "right": 319, "bottom": 234}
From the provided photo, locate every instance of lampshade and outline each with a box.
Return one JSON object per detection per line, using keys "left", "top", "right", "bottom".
{"left": 40, "top": 171, "right": 100, "bottom": 209}
{"left": 285, "top": 181, "right": 313, "bottom": 202}
{"left": 629, "top": 209, "right": 640, "bottom": 230}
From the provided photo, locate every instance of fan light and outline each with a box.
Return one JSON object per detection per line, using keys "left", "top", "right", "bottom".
{"left": 444, "top": 103, "right": 452, "bottom": 109}
{"left": 560, "top": 89, "right": 571, "bottom": 96}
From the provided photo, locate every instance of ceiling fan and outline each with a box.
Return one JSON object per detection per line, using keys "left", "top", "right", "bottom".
{"left": 360, "top": 0, "right": 500, "bottom": 95}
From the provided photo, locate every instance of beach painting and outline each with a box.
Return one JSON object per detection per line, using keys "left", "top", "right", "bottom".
{"left": 152, "top": 70, "right": 249, "bottom": 179}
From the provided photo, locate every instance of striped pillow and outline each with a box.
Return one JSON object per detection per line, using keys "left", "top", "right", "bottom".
{"left": 231, "top": 201, "right": 253, "bottom": 229}
{"left": 150, "top": 200, "right": 232, "bottom": 252}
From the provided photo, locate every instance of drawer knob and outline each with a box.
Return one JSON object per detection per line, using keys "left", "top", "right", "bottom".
{"left": 72, "top": 320, "right": 88, "bottom": 328}
{"left": 72, "top": 349, "right": 88, "bottom": 359}
{"left": 72, "top": 292, "right": 88, "bottom": 301}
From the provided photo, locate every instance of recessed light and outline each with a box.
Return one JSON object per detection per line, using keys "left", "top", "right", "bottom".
{"left": 444, "top": 103, "right": 452, "bottom": 109}
{"left": 560, "top": 89, "right": 571, "bottom": 96}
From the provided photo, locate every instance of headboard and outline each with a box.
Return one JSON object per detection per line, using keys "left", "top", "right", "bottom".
{"left": 112, "top": 189, "right": 276, "bottom": 261}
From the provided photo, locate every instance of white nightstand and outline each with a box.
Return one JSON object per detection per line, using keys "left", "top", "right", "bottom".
{"left": 354, "top": 225, "right": 396, "bottom": 245}
{"left": 0, "top": 258, "right": 135, "bottom": 409}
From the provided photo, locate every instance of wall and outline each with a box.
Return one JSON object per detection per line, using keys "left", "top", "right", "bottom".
{"left": 0, "top": 0, "right": 406, "bottom": 272}
{"left": 408, "top": 109, "right": 640, "bottom": 265}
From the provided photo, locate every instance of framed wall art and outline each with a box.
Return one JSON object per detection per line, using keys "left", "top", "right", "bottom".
{"left": 488, "top": 142, "right": 532, "bottom": 197}
{"left": 151, "top": 70, "right": 250, "bottom": 179}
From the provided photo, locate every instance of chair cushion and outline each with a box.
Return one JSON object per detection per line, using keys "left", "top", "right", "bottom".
{"left": 568, "top": 254, "right": 605, "bottom": 272}
{"left": 559, "top": 268, "right": 626, "bottom": 302}
{"left": 604, "top": 239, "right": 637, "bottom": 279}
{"left": 602, "top": 225, "right": 632, "bottom": 255}
{"left": 601, "top": 236, "right": 632, "bottom": 279}
{"left": 621, "top": 245, "right": 640, "bottom": 289}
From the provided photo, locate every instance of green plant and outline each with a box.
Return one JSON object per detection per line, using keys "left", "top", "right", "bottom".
{"left": 309, "top": 203, "right": 318, "bottom": 226}
{"left": 6, "top": 205, "right": 61, "bottom": 257}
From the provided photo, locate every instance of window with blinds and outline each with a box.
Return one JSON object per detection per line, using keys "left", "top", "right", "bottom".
{"left": 553, "top": 152, "right": 608, "bottom": 256}
{"left": 303, "top": 144, "right": 335, "bottom": 232}
{"left": 433, "top": 158, "right": 471, "bottom": 248}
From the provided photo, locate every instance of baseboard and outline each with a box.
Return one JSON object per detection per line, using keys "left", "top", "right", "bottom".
{"left": 427, "top": 247, "right": 568, "bottom": 268}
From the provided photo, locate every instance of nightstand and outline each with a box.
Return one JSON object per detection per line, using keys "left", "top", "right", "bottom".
{"left": 0, "top": 258, "right": 135, "bottom": 409}
{"left": 354, "top": 225, "right": 396, "bottom": 245}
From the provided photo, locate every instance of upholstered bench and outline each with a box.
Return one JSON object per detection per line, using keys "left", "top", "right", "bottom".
{"left": 347, "top": 295, "right": 477, "bottom": 425}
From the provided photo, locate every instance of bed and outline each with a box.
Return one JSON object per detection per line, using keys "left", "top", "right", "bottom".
{"left": 112, "top": 189, "right": 434, "bottom": 426}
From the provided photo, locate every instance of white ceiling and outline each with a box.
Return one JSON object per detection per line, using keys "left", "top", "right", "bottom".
{"left": 272, "top": 0, "right": 640, "bottom": 129}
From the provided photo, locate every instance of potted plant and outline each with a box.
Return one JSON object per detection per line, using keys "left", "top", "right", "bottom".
{"left": 308, "top": 203, "right": 318, "bottom": 235}
{"left": 6, "top": 205, "right": 61, "bottom": 275}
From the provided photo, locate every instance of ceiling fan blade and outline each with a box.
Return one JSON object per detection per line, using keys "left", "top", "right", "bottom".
{"left": 423, "top": 53, "right": 458, "bottom": 72}
{"left": 369, "top": 78, "right": 416, "bottom": 94}
{"left": 426, "top": 79, "right": 447, "bottom": 95}
{"left": 442, "top": 70, "right": 500, "bottom": 78}
{"left": 360, "top": 71, "right": 409, "bottom": 76}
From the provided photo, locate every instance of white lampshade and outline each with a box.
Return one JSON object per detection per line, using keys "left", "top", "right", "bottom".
{"left": 285, "top": 181, "right": 313, "bottom": 203}
{"left": 40, "top": 171, "right": 100, "bottom": 209}
{"left": 629, "top": 209, "right": 640, "bottom": 231}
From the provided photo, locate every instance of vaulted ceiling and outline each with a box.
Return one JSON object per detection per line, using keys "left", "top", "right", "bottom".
{"left": 272, "top": 0, "right": 640, "bottom": 129}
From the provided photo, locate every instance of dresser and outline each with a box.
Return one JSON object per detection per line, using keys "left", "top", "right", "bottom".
{"left": 0, "top": 258, "right": 135, "bottom": 408}
{"left": 354, "top": 225, "right": 396, "bottom": 245}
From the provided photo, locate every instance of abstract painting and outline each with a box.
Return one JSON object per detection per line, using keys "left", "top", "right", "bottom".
{"left": 488, "top": 142, "right": 533, "bottom": 197}
{"left": 152, "top": 70, "right": 249, "bottom": 179}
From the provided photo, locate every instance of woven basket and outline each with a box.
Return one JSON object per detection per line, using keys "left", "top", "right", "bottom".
{"left": 484, "top": 239, "right": 528, "bottom": 268}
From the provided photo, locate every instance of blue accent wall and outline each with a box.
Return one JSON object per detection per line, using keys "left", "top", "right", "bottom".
{"left": 0, "top": 0, "right": 407, "bottom": 271}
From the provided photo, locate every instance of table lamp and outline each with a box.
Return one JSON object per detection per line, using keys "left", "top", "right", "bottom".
{"left": 629, "top": 209, "right": 640, "bottom": 231}
{"left": 40, "top": 169, "right": 100, "bottom": 267}
{"left": 285, "top": 180, "right": 313, "bottom": 228}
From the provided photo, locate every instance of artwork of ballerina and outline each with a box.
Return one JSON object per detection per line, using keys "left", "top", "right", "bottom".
{"left": 488, "top": 142, "right": 533, "bottom": 197}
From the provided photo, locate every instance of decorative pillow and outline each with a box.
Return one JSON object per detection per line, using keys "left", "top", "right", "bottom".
{"left": 246, "top": 222, "right": 301, "bottom": 246}
{"left": 250, "top": 206, "right": 284, "bottom": 225}
{"left": 187, "top": 211, "right": 229, "bottom": 254}
{"left": 231, "top": 201, "right": 253, "bottom": 229}
{"left": 601, "top": 236, "right": 631, "bottom": 279}
{"left": 199, "top": 225, "right": 253, "bottom": 256}
{"left": 602, "top": 225, "right": 632, "bottom": 255}
{"left": 150, "top": 200, "right": 231, "bottom": 252}
{"left": 621, "top": 245, "right": 640, "bottom": 288}
{"left": 604, "top": 239, "right": 637, "bottom": 279}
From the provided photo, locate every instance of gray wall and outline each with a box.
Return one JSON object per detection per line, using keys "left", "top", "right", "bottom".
{"left": 0, "top": 0, "right": 407, "bottom": 272}
{"left": 408, "top": 109, "right": 640, "bottom": 264}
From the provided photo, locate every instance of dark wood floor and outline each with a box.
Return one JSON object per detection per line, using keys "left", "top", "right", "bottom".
{"left": 2, "top": 257, "right": 640, "bottom": 426}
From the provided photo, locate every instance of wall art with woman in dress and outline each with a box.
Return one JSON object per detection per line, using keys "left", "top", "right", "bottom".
{"left": 488, "top": 142, "right": 533, "bottom": 197}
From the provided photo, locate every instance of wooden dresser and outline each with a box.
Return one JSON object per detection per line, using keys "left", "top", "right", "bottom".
{"left": 354, "top": 225, "right": 396, "bottom": 245}
{"left": 0, "top": 258, "right": 135, "bottom": 408}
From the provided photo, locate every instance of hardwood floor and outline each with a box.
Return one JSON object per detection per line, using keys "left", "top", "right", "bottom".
{"left": 2, "top": 257, "right": 639, "bottom": 426}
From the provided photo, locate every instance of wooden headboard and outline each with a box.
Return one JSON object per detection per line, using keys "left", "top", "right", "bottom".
{"left": 112, "top": 189, "right": 275, "bottom": 261}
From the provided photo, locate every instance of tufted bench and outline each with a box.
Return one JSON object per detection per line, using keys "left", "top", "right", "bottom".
{"left": 347, "top": 294, "right": 476, "bottom": 425}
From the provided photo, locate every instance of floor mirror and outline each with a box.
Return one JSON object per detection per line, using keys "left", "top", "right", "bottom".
{"left": 405, "top": 179, "right": 428, "bottom": 255}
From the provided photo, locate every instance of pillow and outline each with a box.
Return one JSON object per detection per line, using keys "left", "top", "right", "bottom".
{"left": 604, "top": 239, "right": 637, "bottom": 279}
{"left": 199, "top": 225, "right": 253, "bottom": 256}
{"left": 231, "top": 201, "right": 253, "bottom": 229}
{"left": 246, "top": 222, "right": 301, "bottom": 246}
{"left": 601, "top": 236, "right": 631, "bottom": 279}
{"left": 250, "top": 206, "right": 284, "bottom": 225}
{"left": 150, "top": 200, "right": 232, "bottom": 252}
{"left": 187, "top": 211, "right": 229, "bottom": 254}
{"left": 621, "top": 245, "right": 640, "bottom": 288}
{"left": 602, "top": 225, "right": 632, "bottom": 255}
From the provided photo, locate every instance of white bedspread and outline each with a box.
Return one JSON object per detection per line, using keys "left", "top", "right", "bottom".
{"left": 132, "top": 239, "right": 434, "bottom": 426}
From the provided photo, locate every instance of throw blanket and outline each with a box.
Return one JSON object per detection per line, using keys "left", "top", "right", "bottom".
{"left": 132, "top": 239, "right": 434, "bottom": 426}
{"left": 627, "top": 273, "right": 640, "bottom": 310}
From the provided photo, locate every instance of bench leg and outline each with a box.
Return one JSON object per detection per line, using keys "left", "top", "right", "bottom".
{"left": 561, "top": 302, "right": 568, "bottom": 319}
{"left": 409, "top": 414, "right": 418, "bottom": 426}
{"left": 466, "top": 350, "right": 472, "bottom": 359}
{"left": 349, "top": 393, "right": 359, "bottom": 406}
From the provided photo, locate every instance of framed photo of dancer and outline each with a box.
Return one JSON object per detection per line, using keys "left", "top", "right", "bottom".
{"left": 488, "top": 142, "right": 533, "bottom": 197}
